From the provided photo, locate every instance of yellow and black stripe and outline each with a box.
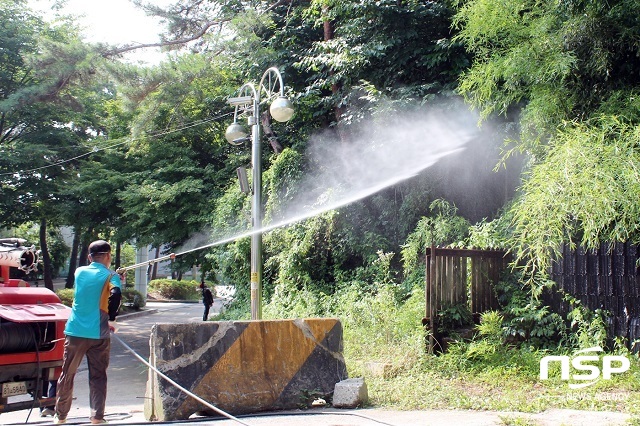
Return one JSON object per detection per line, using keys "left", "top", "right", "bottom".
{"left": 147, "top": 318, "right": 347, "bottom": 421}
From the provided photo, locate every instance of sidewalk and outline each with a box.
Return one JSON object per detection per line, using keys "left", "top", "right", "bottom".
{"left": 1, "top": 301, "right": 208, "bottom": 426}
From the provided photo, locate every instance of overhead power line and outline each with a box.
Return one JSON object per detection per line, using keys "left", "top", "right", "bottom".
{"left": 0, "top": 112, "right": 233, "bottom": 177}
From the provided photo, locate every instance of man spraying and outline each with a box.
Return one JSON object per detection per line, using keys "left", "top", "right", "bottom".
{"left": 54, "top": 240, "right": 122, "bottom": 424}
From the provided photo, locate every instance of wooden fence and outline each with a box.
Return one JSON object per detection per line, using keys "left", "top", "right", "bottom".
{"left": 424, "top": 246, "right": 510, "bottom": 352}
{"left": 546, "top": 242, "right": 640, "bottom": 349}
{"left": 424, "top": 242, "right": 640, "bottom": 351}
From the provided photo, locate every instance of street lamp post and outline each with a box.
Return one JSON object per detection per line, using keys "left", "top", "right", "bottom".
{"left": 225, "top": 67, "right": 294, "bottom": 320}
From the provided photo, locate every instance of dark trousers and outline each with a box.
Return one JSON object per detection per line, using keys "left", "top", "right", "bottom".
{"left": 55, "top": 336, "right": 110, "bottom": 420}
{"left": 41, "top": 380, "right": 56, "bottom": 411}
{"left": 203, "top": 304, "right": 211, "bottom": 321}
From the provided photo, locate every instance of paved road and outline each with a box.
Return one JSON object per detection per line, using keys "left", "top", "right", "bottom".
{"left": 2, "top": 300, "right": 210, "bottom": 425}
{"left": 1, "top": 298, "right": 632, "bottom": 426}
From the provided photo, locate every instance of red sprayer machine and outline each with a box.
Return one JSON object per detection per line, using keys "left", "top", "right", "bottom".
{"left": 0, "top": 238, "right": 70, "bottom": 413}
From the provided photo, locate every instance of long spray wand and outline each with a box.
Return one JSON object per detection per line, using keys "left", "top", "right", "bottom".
{"left": 115, "top": 252, "right": 175, "bottom": 275}
{"left": 114, "top": 147, "right": 465, "bottom": 275}
{"left": 114, "top": 230, "right": 248, "bottom": 274}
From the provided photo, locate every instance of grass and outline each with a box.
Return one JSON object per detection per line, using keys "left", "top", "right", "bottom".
{"left": 237, "top": 281, "right": 640, "bottom": 422}
{"left": 364, "top": 364, "right": 640, "bottom": 412}
{"left": 329, "top": 286, "right": 640, "bottom": 419}
{"left": 343, "top": 336, "right": 640, "bottom": 416}
{"left": 499, "top": 415, "right": 541, "bottom": 426}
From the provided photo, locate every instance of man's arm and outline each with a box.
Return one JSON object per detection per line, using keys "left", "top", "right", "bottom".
{"left": 108, "top": 287, "right": 122, "bottom": 321}
{"left": 108, "top": 273, "right": 123, "bottom": 321}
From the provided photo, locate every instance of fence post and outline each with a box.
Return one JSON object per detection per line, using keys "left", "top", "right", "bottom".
{"left": 428, "top": 243, "right": 436, "bottom": 353}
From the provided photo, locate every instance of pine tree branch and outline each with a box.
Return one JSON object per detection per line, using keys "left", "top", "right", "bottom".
{"left": 100, "top": 19, "right": 226, "bottom": 57}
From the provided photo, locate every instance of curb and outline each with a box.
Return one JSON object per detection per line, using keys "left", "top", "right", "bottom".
{"left": 117, "top": 308, "right": 159, "bottom": 320}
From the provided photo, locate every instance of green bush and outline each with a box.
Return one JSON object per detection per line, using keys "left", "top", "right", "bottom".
{"left": 56, "top": 288, "right": 74, "bottom": 307}
{"left": 148, "top": 279, "right": 202, "bottom": 300}
{"left": 476, "top": 310, "right": 505, "bottom": 344}
{"left": 56, "top": 287, "right": 147, "bottom": 311}
{"left": 495, "top": 273, "right": 566, "bottom": 348}
{"left": 122, "top": 289, "right": 146, "bottom": 310}
{"left": 436, "top": 303, "right": 474, "bottom": 335}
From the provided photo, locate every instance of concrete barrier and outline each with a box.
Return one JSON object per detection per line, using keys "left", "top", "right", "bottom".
{"left": 144, "top": 318, "right": 347, "bottom": 421}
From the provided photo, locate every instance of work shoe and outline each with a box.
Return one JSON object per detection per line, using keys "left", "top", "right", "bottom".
{"left": 53, "top": 414, "right": 66, "bottom": 424}
{"left": 40, "top": 407, "right": 55, "bottom": 417}
{"left": 90, "top": 417, "right": 108, "bottom": 424}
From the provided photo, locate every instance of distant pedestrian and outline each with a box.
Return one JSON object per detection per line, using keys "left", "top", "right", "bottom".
{"left": 200, "top": 280, "right": 214, "bottom": 321}
{"left": 54, "top": 240, "right": 122, "bottom": 425}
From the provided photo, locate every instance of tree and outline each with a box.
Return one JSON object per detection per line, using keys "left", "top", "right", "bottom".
{"left": 4, "top": 0, "right": 510, "bottom": 308}
{"left": 110, "top": 0, "right": 499, "bottom": 304}
{"left": 454, "top": 0, "right": 640, "bottom": 274}
{"left": 106, "top": 55, "right": 244, "bottom": 279}
{"left": 295, "top": 0, "right": 469, "bottom": 128}
{"left": 0, "top": 0, "right": 119, "bottom": 288}
{"left": 454, "top": 0, "right": 640, "bottom": 149}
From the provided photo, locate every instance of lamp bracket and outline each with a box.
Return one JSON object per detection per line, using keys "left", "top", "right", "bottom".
{"left": 228, "top": 95, "right": 253, "bottom": 106}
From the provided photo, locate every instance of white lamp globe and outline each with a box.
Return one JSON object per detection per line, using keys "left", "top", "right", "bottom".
{"left": 269, "top": 96, "right": 294, "bottom": 122}
{"left": 225, "top": 122, "right": 249, "bottom": 145}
